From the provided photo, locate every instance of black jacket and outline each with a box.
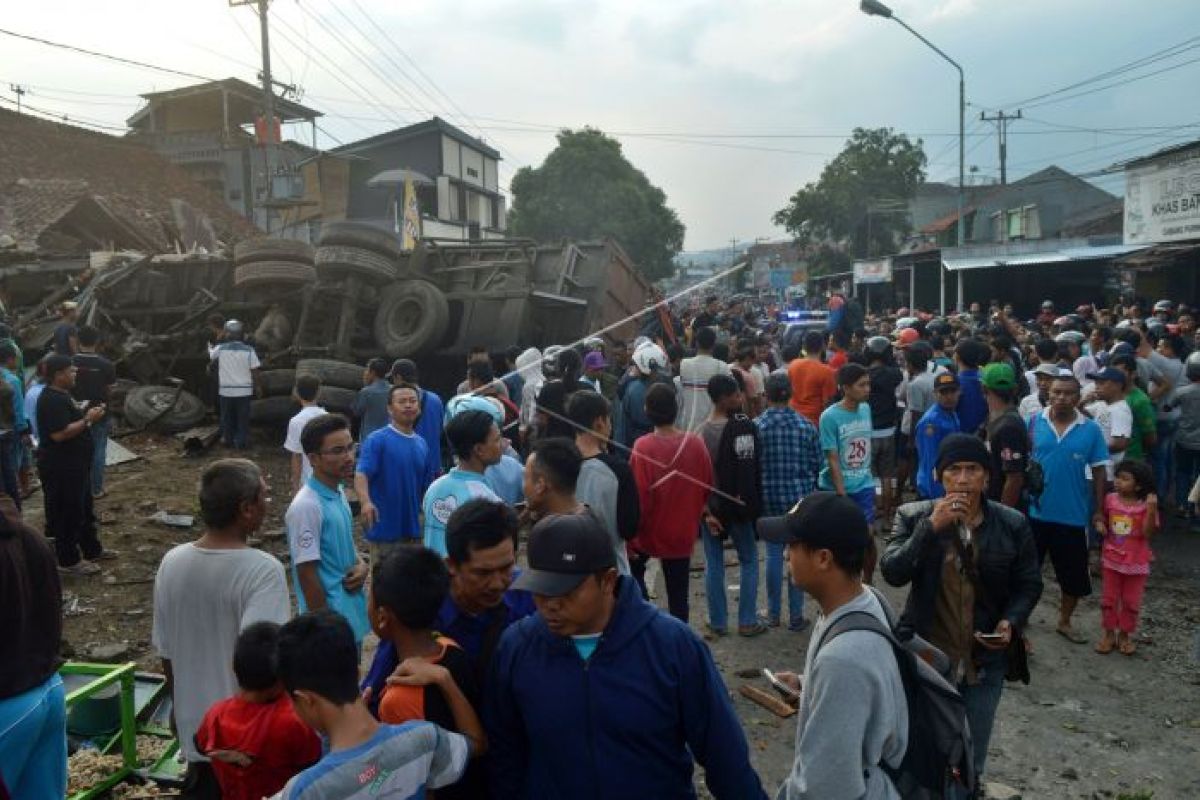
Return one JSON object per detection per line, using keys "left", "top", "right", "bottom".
{"left": 880, "top": 500, "right": 1043, "bottom": 643}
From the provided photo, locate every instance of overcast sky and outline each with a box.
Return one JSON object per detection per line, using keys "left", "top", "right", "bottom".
{"left": 3, "top": 0, "right": 1198, "bottom": 249}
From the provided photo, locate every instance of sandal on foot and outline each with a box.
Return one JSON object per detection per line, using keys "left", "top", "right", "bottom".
{"left": 1056, "top": 625, "right": 1088, "bottom": 644}
{"left": 738, "top": 623, "right": 768, "bottom": 638}
{"left": 1094, "top": 635, "right": 1116, "bottom": 655}
{"left": 1118, "top": 638, "right": 1137, "bottom": 656}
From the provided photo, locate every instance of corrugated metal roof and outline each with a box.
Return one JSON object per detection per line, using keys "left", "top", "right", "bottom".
{"left": 943, "top": 243, "right": 1145, "bottom": 271}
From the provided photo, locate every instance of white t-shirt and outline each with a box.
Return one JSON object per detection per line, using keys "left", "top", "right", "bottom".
{"left": 152, "top": 544, "right": 290, "bottom": 762}
{"left": 1018, "top": 393, "right": 1044, "bottom": 422}
{"left": 210, "top": 341, "right": 261, "bottom": 398}
{"left": 1085, "top": 398, "right": 1132, "bottom": 480}
{"left": 284, "top": 404, "right": 327, "bottom": 486}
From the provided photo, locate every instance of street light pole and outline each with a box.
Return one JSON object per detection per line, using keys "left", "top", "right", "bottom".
{"left": 860, "top": 0, "right": 964, "bottom": 314}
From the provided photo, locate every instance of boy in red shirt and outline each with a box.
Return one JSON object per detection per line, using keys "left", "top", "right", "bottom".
{"left": 194, "top": 622, "right": 321, "bottom": 800}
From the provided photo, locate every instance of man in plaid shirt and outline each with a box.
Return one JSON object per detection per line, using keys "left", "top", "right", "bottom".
{"left": 755, "top": 373, "right": 822, "bottom": 631}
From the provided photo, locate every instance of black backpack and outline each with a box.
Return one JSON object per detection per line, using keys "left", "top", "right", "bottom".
{"left": 813, "top": 588, "right": 976, "bottom": 799}
{"left": 708, "top": 413, "right": 762, "bottom": 525}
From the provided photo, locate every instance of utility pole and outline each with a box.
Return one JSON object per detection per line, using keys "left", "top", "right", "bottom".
{"left": 232, "top": 0, "right": 278, "bottom": 227}
{"left": 980, "top": 109, "right": 1022, "bottom": 185}
{"left": 9, "top": 84, "right": 26, "bottom": 114}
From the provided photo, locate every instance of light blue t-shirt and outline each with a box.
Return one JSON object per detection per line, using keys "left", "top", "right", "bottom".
{"left": 24, "top": 381, "right": 44, "bottom": 441}
{"left": 356, "top": 425, "right": 436, "bottom": 543}
{"left": 818, "top": 402, "right": 874, "bottom": 495}
{"left": 572, "top": 633, "right": 602, "bottom": 661}
{"left": 285, "top": 478, "right": 370, "bottom": 645}
{"left": 422, "top": 468, "right": 500, "bottom": 556}
{"left": 1030, "top": 410, "right": 1110, "bottom": 527}
{"left": 484, "top": 454, "right": 525, "bottom": 506}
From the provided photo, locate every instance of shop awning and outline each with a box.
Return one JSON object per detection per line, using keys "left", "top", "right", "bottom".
{"left": 943, "top": 243, "right": 1146, "bottom": 271}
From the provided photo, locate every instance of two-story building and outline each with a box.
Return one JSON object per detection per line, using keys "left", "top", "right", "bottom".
{"left": 125, "top": 78, "right": 322, "bottom": 234}
{"left": 321, "top": 117, "right": 507, "bottom": 242}
{"left": 885, "top": 165, "right": 1138, "bottom": 313}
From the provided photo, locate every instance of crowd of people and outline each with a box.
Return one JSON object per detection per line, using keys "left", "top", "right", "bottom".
{"left": 2, "top": 289, "right": 1199, "bottom": 798}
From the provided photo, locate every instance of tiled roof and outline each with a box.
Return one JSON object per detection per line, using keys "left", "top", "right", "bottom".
{"left": 0, "top": 108, "right": 257, "bottom": 252}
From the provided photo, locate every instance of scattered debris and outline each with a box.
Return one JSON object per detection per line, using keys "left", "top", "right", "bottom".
{"left": 67, "top": 748, "right": 124, "bottom": 794}
{"left": 85, "top": 642, "right": 131, "bottom": 662}
{"left": 984, "top": 782, "right": 1023, "bottom": 800}
{"left": 149, "top": 511, "right": 194, "bottom": 529}
{"left": 737, "top": 684, "right": 797, "bottom": 718}
{"left": 63, "top": 592, "right": 96, "bottom": 617}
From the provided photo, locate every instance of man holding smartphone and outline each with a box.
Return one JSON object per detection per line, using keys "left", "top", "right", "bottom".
{"left": 881, "top": 434, "right": 1042, "bottom": 790}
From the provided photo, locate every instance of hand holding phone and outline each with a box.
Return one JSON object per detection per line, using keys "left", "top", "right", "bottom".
{"left": 762, "top": 668, "right": 801, "bottom": 704}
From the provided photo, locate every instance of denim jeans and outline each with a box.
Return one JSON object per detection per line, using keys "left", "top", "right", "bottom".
{"left": 89, "top": 417, "right": 109, "bottom": 494}
{"left": 1152, "top": 420, "right": 1177, "bottom": 501}
{"left": 959, "top": 656, "right": 1006, "bottom": 785}
{"left": 0, "top": 674, "right": 66, "bottom": 799}
{"left": 764, "top": 540, "right": 805, "bottom": 625}
{"left": 701, "top": 519, "right": 760, "bottom": 630}
{"left": 219, "top": 395, "right": 252, "bottom": 449}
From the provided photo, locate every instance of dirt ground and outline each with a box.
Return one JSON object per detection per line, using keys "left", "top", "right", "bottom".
{"left": 42, "top": 429, "right": 1200, "bottom": 799}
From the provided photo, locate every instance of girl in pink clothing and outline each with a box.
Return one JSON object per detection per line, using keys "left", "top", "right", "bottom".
{"left": 1096, "top": 460, "right": 1158, "bottom": 656}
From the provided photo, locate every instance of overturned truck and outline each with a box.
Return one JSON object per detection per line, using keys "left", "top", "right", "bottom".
{"left": 9, "top": 225, "right": 651, "bottom": 425}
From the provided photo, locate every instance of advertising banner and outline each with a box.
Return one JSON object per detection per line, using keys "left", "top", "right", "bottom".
{"left": 853, "top": 257, "right": 892, "bottom": 284}
{"left": 1124, "top": 144, "right": 1200, "bottom": 245}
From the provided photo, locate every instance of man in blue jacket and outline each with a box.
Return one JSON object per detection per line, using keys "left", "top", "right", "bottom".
{"left": 915, "top": 372, "right": 963, "bottom": 499}
{"left": 485, "top": 513, "right": 767, "bottom": 800}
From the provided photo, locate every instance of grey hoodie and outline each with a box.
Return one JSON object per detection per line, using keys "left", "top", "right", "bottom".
{"left": 777, "top": 587, "right": 908, "bottom": 800}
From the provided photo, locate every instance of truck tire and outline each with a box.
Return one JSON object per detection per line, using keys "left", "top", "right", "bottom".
{"left": 318, "top": 222, "right": 403, "bottom": 259}
{"left": 234, "top": 238, "right": 315, "bottom": 266}
{"left": 373, "top": 280, "right": 450, "bottom": 357}
{"left": 296, "top": 359, "right": 364, "bottom": 391}
{"left": 258, "top": 369, "right": 297, "bottom": 397}
{"left": 233, "top": 260, "right": 317, "bottom": 290}
{"left": 123, "top": 386, "right": 207, "bottom": 433}
{"left": 251, "top": 395, "right": 297, "bottom": 426}
{"left": 316, "top": 386, "right": 356, "bottom": 413}
{"left": 315, "top": 245, "right": 396, "bottom": 284}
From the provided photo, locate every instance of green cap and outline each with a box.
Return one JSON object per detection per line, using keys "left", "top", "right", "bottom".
{"left": 980, "top": 362, "right": 1017, "bottom": 392}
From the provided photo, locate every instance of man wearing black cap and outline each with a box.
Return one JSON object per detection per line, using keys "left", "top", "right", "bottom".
{"left": 485, "top": 513, "right": 766, "bottom": 800}
{"left": 882, "top": 434, "right": 1042, "bottom": 785}
{"left": 758, "top": 492, "right": 907, "bottom": 799}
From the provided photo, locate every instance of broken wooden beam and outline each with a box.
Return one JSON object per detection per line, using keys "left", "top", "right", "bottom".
{"left": 738, "top": 684, "right": 797, "bottom": 718}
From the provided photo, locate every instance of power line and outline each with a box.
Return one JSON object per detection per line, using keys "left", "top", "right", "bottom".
{"left": 289, "top": 1, "right": 417, "bottom": 125}
{"left": 343, "top": 0, "right": 521, "bottom": 164}
{"left": 268, "top": 11, "right": 403, "bottom": 132}
{"left": 1022, "top": 55, "right": 1200, "bottom": 112}
{"left": 987, "top": 35, "right": 1200, "bottom": 110}
{"left": 0, "top": 27, "right": 216, "bottom": 82}
{"left": 0, "top": 92, "right": 127, "bottom": 132}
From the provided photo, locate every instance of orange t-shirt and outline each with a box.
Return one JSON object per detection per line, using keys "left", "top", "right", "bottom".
{"left": 788, "top": 358, "right": 836, "bottom": 426}
{"left": 377, "top": 637, "right": 474, "bottom": 726}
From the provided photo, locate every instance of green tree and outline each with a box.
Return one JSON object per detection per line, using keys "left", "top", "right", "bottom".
{"left": 509, "top": 128, "right": 685, "bottom": 282}
{"left": 774, "top": 127, "right": 926, "bottom": 274}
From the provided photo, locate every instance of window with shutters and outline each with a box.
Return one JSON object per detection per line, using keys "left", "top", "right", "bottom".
{"left": 1007, "top": 208, "right": 1025, "bottom": 240}
{"left": 1023, "top": 205, "right": 1041, "bottom": 239}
